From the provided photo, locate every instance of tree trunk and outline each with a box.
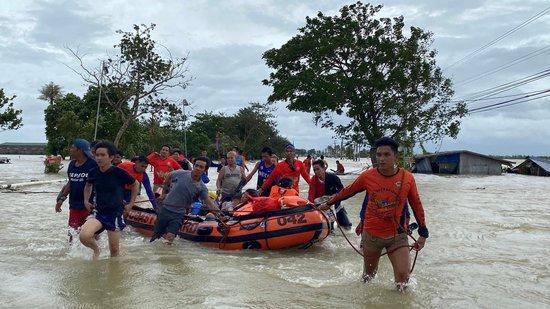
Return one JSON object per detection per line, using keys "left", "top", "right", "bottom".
{"left": 114, "top": 117, "right": 133, "bottom": 147}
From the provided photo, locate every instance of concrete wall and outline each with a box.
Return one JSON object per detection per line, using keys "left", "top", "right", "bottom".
{"left": 459, "top": 153, "right": 503, "bottom": 175}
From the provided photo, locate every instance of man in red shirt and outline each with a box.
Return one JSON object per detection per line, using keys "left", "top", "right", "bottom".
{"left": 319, "top": 137, "right": 428, "bottom": 291}
{"left": 147, "top": 145, "right": 182, "bottom": 191}
{"left": 260, "top": 144, "right": 310, "bottom": 194}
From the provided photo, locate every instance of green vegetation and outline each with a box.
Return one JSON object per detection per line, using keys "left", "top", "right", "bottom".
{"left": 262, "top": 2, "right": 467, "bottom": 163}
{"left": 0, "top": 88, "right": 23, "bottom": 131}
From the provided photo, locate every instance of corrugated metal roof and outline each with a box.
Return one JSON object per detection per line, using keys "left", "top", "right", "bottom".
{"left": 414, "top": 150, "right": 513, "bottom": 166}
{"left": 530, "top": 157, "right": 550, "bottom": 173}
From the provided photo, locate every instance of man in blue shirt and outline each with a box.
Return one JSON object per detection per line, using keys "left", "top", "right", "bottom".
{"left": 80, "top": 141, "right": 139, "bottom": 261}
{"left": 55, "top": 138, "right": 98, "bottom": 243}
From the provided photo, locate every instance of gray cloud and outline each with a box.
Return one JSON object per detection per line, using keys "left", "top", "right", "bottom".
{"left": 0, "top": 0, "right": 549, "bottom": 155}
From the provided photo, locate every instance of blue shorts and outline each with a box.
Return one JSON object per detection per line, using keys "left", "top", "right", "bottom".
{"left": 93, "top": 210, "right": 126, "bottom": 233}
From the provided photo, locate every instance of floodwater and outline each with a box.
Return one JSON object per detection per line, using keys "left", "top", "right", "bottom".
{"left": 0, "top": 155, "right": 549, "bottom": 308}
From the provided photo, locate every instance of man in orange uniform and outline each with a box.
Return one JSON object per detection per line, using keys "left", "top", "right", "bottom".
{"left": 259, "top": 144, "right": 310, "bottom": 195}
{"left": 319, "top": 137, "right": 428, "bottom": 291}
{"left": 118, "top": 156, "right": 158, "bottom": 210}
{"left": 147, "top": 145, "right": 182, "bottom": 191}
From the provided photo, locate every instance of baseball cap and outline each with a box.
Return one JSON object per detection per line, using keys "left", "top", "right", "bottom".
{"left": 73, "top": 138, "right": 94, "bottom": 159}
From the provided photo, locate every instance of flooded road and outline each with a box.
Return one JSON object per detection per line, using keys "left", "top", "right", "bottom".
{"left": 1, "top": 155, "right": 549, "bottom": 308}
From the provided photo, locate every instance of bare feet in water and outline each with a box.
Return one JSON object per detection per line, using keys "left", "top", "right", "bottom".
{"left": 92, "top": 249, "right": 100, "bottom": 261}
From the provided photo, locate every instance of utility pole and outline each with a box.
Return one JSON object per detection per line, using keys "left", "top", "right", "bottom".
{"left": 181, "top": 99, "right": 189, "bottom": 156}
{"left": 93, "top": 61, "right": 108, "bottom": 141}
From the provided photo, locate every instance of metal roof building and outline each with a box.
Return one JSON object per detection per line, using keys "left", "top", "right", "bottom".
{"left": 510, "top": 157, "right": 550, "bottom": 177}
{"left": 413, "top": 150, "right": 513, "bottom": 176}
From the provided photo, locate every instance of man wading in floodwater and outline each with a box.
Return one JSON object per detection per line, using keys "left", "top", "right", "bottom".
{"left": 319, "top": 137, "right": 429, "bottom": 291}
{"left": 80, "top": 141, "right": 140, "bottom": 260}
{"left": 151, "top": 157, "right": 220, "bottom": 244}
{"left": 55, "top": 138, "right": 98, "bottom": 243}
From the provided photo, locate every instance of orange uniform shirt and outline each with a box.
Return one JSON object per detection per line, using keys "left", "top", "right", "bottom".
{"left": 261, "top": 159, "right": 311, "bottom": 192}
{"left": 329, "top": 168, "right": 427, "bottom": 238}
{"left": 118, "top": 161, "right": 144, "bottom": 190}
{"left": 146, "top": 153, "right": 182, "bottom": 185}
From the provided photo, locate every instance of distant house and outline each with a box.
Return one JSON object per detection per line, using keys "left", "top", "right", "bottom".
{"left": 413, "top": 150, "right": 513, "bottom": 175}
{"left": 0, "top": 142, "right": 47, "bottom": 155}
{"left": 510, "top": 157, "right": 550, "bottom": 177}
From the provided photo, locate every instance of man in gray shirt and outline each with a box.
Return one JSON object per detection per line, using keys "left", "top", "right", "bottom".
{"left": 151, "top": 156, "right": 219, "bottom": 243}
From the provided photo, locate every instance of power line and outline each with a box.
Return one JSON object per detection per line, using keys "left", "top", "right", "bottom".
{"left": 454, "top": 45, "right": 550, "bottom": 86}
{"left": 469, "top": 93, "right": 550, "bottom": 113}
{"left": 444, "top": 5, "right": 550, "bottom": 71}
{"left": 469, "top": 89, "right": 550, "bottom": 113}
{"left": 451, "top": 88, "right": 550, "bottom": 103}
{"left": 455, "top": 68, "right": 550, "bottom": 103}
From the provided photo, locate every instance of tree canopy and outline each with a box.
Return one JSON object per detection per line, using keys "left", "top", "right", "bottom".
{"left": 44, "top": 87, "right": 289, "bottom": 159}
{"left": 0, "top": 88, "right": 23, "bottom": 131}
{"left": 262, "top": 2, "right": 467, "bottom": 160}
{"left": 68, "top": 23, "right": 190, "bottom": 146}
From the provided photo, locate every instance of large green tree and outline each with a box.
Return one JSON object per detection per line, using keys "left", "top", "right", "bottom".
{"left": 68, "top": 23, "right": 190, "bottom": 146}
{"left": 262, "top": 2, "right": 467, "bottom": 161}
{"left": 0, "top": 88, "right": 23, "bottom": 131}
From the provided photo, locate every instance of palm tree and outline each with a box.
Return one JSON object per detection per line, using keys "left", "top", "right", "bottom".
{"left": 38, "top": 82, "right": 63, "bottom": 104}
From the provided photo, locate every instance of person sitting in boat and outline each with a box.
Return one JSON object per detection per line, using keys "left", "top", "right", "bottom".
{"left": 221, "top": 193, "right": 242, "bottom": 213}
{"left": 331, "top": 160, "right": 345, "bottom": 174}
{"left": 117, "top": 156, "right": 158, "bottom": 210}
{"left": 151, "top": 157, "right": 220, "bottom": 244}
{"left": 309, "top": 159, "right": 352, "bottom": 231}
{"left": 259, "top": 144, "right": 310, "bottom": 195}
{"left": 216, "top": 151, "right": 246, "bottom": 202}
{"left": 268, "top": 177, "right": 299, "bottom": 198}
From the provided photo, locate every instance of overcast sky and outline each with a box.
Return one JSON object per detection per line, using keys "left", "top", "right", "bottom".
{"left": 1, "top": 0, "right": 549, "bottom": 155}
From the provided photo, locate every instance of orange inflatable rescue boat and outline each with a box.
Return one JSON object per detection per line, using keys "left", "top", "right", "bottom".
{"left": 125, "top": 196, "right": 335, "bottom": 250}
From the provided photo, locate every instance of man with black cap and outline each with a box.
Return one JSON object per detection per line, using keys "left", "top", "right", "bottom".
{"left": 55, "top": 138, "right": 98, "bottom": 242}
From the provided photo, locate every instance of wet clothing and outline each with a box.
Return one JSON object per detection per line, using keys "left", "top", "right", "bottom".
{"left": 146, "top": 153, "right": 182, "bottom": 185}
{"left": 152, "top": 207, "right": 184, "bottom": 239}
{"left": 93, "top": 210, "right": 126, "bottom": 232}
{"left": 308, "top": 172, "right": 352, "bottom": 228}
{"left": 162, "top": 170, "right": 209, "bottom": 214}
{"left": 328, "top": 168, "right": 428, "bottom": 239}
{"left": 261, "top": 159, "right": 311, "bottom": 193}
{"left": 67, "top": 158, "right": 98, "bottom": 210}
{"left": 220, "top": 165, "right": 244, "bottom": 200}
{"left": 87, "top": 166, "right": 136, "bottom": 217}
{"left": 257, "top": 160, "right": 275, "bottom": 189}
{"left": 68, "top": 208, "right": 90, "bottom": 229}
{"left": 152, "top": 170, "right": 208, "bottom": 241}
{"left": 361, "top": 230, "right": 408, "bottom": 252}
{"left": 118, "top": 161, "right": 158, "bottom": 209}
